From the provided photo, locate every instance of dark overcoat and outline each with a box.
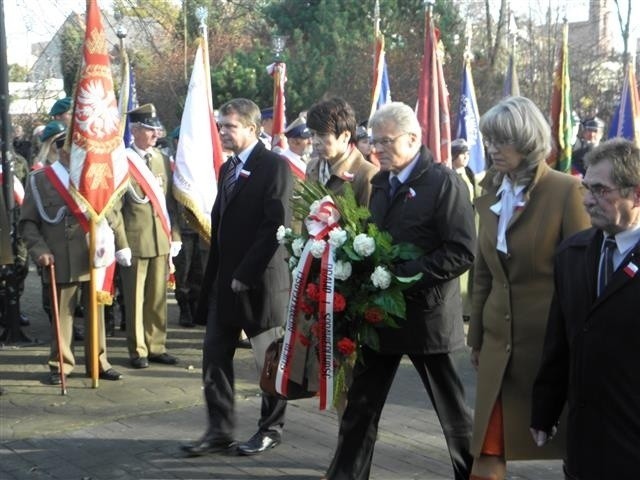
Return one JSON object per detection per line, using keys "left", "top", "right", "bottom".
{"left": 532, "top": 228, "right": 640, "bottom": 479}
{"left": 198, "top": 141, "right": 293, "bottom": 337}
{"left": 368, "top": 146, "right": 476, "bottom": 354}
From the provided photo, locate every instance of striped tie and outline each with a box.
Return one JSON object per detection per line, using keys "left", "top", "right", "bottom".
{"left": 597, "top": 236, "right": 616, "bottom": 296}
{"left": 223, "top": 156, "right": 240, "bottom": 199}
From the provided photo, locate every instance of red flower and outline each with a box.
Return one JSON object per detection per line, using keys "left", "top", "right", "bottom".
{"left": 333, "top": 292, "right": 346, "bottom": 312}
{"left": 364, "top": 307, "right": 383, "bottom": 324}
{"left": 336, "top": 337, "right": 356, "bottom": 356}
{"left": 300, "top": 301, "right": 315, "bottom": 315}
{"left": 306, "top": 282, "right": 320, "bottom": 301}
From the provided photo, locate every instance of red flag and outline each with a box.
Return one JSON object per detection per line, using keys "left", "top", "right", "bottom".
{"left": 68, "top": 0, "right": 128, "bottom": 219}
{"left": 267, "top": 62, "right": 287, "bottom": 151}
{"left": 416, "top": 8, "right": 451, "bottom": 166}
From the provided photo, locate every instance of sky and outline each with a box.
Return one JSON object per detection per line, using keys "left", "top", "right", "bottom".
{"left": 4, "top": 0, "right": 639, "bottom": 67}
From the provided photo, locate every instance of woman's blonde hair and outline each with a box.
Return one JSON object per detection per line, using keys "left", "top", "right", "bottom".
{"left": 480, "top": 96, "right": 551, "bottom": 186}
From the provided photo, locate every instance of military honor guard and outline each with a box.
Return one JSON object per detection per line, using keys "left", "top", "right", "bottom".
{"left": 111, "top": 104, "right": 182, "bottom": 369}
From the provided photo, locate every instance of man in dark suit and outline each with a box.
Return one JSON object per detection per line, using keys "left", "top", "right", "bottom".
{"left": 324, "top": 102, "right": 476, "bottom": 480}
{"left": 531, "top": 138, "right": 640, "bottom": 480}
{"left": 181, "top": 98, "right": 293, "bottom": 457}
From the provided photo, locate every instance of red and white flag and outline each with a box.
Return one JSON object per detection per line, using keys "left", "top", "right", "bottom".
{"left": 68, "top": 0, "right": 128, "bottom": 218}
{"left": 173, "top": 36, "right": 222, "bottom": 240}
{"left": 416, "top": 7, "right": 451, "bottom": 167}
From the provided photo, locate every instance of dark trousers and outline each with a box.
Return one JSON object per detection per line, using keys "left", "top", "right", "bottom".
{"left": 201, "top": 297, "right": 286, "bottom": 440}
{"left": 173, "top": 232, "right": 206, "bottom": 306}
{"left": 326, "top": 349, "right": 473, "bottom": 480}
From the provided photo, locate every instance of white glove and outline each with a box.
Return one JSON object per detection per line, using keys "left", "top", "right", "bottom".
{"left": 115, "top": 248, "right": 132, "bottom": 267}
{"left": 170, "top": 241, "right": 182, "bottom": 258}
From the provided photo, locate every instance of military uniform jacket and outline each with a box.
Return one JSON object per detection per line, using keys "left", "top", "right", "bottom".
{"left": 306, "top": 146, "right": 378, "bottom": 207}
{"left": 19, "top": 168, "right": 90, "bottom": 284}
{"left": 368, "top": 146, "right": 476, "bottom": 354}
{"left": 532, "top": 228, "right": 640, "bottom": 479}
{"left": 112, "top": 148, "right": 180, "bottom": 257}
{"left": 197, "top": 141, "right": 293, "bottom": 337}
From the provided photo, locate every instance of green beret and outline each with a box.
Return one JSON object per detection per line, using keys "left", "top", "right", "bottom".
{"left": 40, "top": 121, "right": 67, "bottom": 142}
{"left": 49, "top": 97, "right": 72, "bottom": 116}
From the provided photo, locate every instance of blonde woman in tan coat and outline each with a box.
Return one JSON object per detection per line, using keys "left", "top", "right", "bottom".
{"left": 467, "top": 96, "right": 591, "bottom": 480}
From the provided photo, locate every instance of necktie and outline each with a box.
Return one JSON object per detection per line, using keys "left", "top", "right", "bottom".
{"left": 319, "top": 161, "right": 331, "bottom": 185}
{"left": 389, "top": 176, "right": 402, "bottom": 198}
{"left": 223, "top": 156, "right": 240, "bottom": 198}
{"left": 598, "top": 236, "right": 616, "bottom": 295}
{"left": 144, "top": 153, "right": 151, "bottom": 166}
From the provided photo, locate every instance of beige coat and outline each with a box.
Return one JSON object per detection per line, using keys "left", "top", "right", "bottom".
{"left": 467, "top": 162, "right": 590, "bottom": 459}
{"left": 306, "top": 146, "right": 378, "bottom": 206}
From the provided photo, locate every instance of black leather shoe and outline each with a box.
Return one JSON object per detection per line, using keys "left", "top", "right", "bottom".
{"left": 148, "top": 353, "right": 178, "bottom": 365}
{"left": 237, "top": 337, "right": 252, "bottom": 349}
{"left": 49, "top": 372, "right": 65, "bottom": 385}
{"left": 180, "top": 437, "right": 238, "bottom": 457}
{"left": 237, "top": 431, "right": 280, "bottom": 456}
{"left": 99, "top": 368, "right": 123, "bottom": 381}
{"left": 130, "top": 357, "right": 149, "bottom": 369}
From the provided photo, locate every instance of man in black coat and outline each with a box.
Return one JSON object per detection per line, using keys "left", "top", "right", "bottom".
{"left": 531, "top": 138, "right": 640, "bottom": 480}
{"left": 324, "top": 102, "right": 476, "bottom": 480}
{"left": 181, "top": 98, "right": 293, "bottom": 457}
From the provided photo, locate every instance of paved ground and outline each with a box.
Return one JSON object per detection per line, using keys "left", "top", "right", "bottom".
{"left": 0, "top": 267, "right": 564, "bottom": 479}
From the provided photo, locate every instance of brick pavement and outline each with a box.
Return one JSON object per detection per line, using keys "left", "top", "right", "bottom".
{"left": 0, "top": 267, "right": 563, "bottom": 479}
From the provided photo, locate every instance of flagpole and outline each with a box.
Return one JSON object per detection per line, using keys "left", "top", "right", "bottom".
{"left": 89, "top": 218, "right": 99, "bottom": 387}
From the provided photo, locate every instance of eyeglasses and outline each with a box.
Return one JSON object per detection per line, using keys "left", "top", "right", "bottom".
{"left": 483, "top": 138, "right": 514, "bottom": 149}
{"left": 371, "top": 132, "right": 409, "bottom": 148}
{"left": 581, "top": 182, "right": 626, "bottom": 198}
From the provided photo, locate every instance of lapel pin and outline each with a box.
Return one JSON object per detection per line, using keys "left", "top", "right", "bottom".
{"left": 239, "top": 169, "right": 251, "bottom": 178}
{"left": 623, "top": 261, "right": 638, "bottom": 278}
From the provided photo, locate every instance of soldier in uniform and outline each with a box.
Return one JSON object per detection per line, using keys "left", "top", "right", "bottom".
{"left": 111, "top": 104, "right": 182, "bottom": 369}
{"left": 19, "top": 139, "right": 121, "bottom": 385}
{"left": 571, "top": 116, "right": 604, "bottom": 178}
{"left": 49, "top": 97, "right": 73, "bottom": 127}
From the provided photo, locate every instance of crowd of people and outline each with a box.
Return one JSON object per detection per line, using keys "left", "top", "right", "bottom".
{"left": 1, "top": 90, "right": 639, "bottom": 480}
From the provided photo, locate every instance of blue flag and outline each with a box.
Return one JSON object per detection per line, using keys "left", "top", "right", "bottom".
{"left": 608, "top": 64, "right": 640, "bottom": 143}
{"left": 456, "top": 59, "right": 485, "bottom": 173}
{"left": 377, "top": 57, "right": 391, "bottom": 111}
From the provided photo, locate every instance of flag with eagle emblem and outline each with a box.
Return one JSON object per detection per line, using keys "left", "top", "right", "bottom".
{"left": 68, "top": 0, "right": 128, "bottom": 219}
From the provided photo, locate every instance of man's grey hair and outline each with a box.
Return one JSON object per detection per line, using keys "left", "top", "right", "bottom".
{"left": 369, "top": 102, "right": 422, "bottom": 143}
{"left": 219, "top": 98, "right": 262, "bottom": 134}
{"left": 585, "top": 137, "right": 640, "bottom": 196}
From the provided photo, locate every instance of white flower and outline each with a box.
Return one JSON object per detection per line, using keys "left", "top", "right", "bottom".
{"left": 309, "top": 200, "right": 321, "bottom": 216}
{"left": 291, "top": 238, "right": 305, "bottom": 257}
{"left": 371, "top": 266, "right": 392, "bottom": 290}
{"left": 288, "top": 256, "right": 299, "bottom": 270}
{"left": 328, "top": 227, "right": 348, "bottom": 248}
{"left": 334, "top": 260, "right": 352, "bottom": 281}
{"left": 276, "top": 225, "right": 291, "bottom": 244}
{"left": 353, "top": 233, "right": 376, "bottom": 257}
{"left": 310, "top": 239, "right": 327, "bottom": 258}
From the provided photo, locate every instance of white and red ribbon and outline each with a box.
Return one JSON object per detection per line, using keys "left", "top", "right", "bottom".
{"left": 0, "top": 167, "right": 25, "bottom": 206}
{"left": 278, "top": 196, "right": 340, "bottom": 409}
{"left": 125, "top": 148, "right": 172, "bottom": 240}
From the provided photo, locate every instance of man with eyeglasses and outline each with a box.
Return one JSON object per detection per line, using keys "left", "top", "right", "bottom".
{"left": 532, "top": 138, "right": 640, "bottom": 479}
{"left": 305, "top": 97, "right": 378, "bottom": 207}
{"left": 324, "top": 102, "right": 476, "bottom": 480}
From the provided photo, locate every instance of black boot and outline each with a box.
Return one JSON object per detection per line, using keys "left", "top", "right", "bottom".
{"left": 178, "top": 299, "right": 195, "bottom": 328}
{"left": 104, "top": 305, "right": 115, "bottom": 337}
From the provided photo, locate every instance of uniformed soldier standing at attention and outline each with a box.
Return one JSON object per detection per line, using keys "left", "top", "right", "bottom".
{"left": 111, "top": 104, "right": 182, "bottom": 369}
{"left": 19, "top": 141, "right": 121, "bottom": 385}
